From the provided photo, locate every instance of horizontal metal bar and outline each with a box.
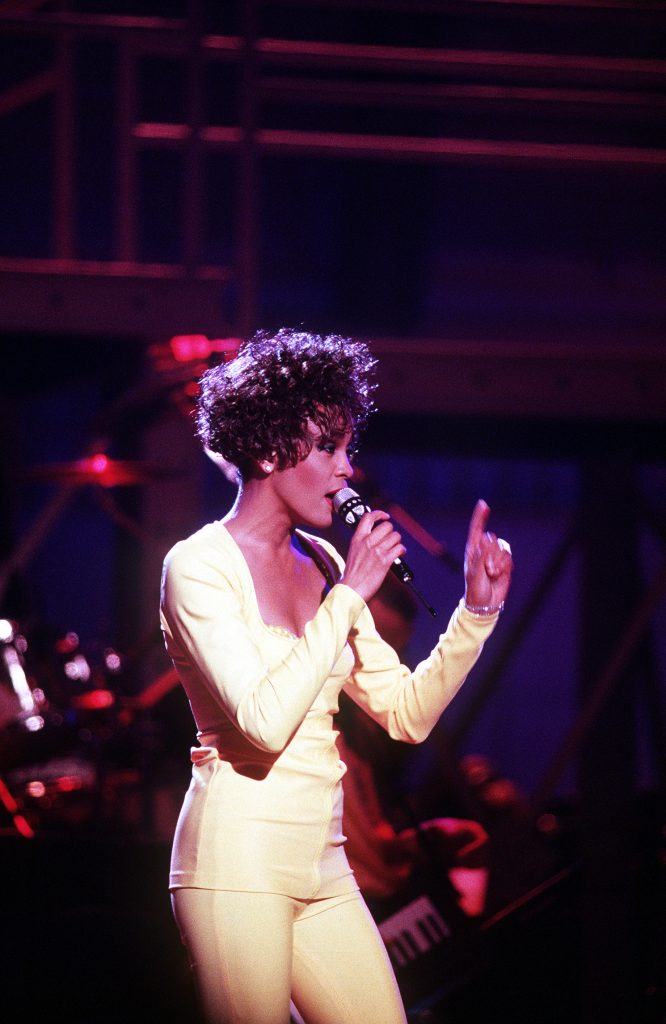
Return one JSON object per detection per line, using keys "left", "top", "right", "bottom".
{"left": 371, "top": 336, "right": 666, "bottom": 360}
{"left": 370, "top": 338, "right": 666, "bottom": 419}
{"left": 0, "top": 256, "right": 230, "bottom": 280}
{"left": 262, "top": 0, "right": 666, "bottom": 13}
{"left": 255, "top": 128, "right": 666, "bottom": 168}
{"left": 2, "top": 13, "right": 663, "bottom": 85}
{"left": 131, "top": 122, "right": 666, "bottom": 167}
{"left": 0, "top": 280, "right": 661, "bottom": 419}
{"left": 133, "top": 123, "right": 243, "bottom": 147}
{"left": 0, "top": 260, "right": 233, "bottom": 337}
{"left": 0, "top": 11, "right": 186, "bottom": 37}
{"left": 254, "top": 38, "right": 666, "bottom": 85}
{"left": 133, "top": 123, "right": 192, "bottom": 142}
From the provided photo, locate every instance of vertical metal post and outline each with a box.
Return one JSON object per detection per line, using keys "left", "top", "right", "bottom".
{"left": 117, "top": 37, "right": 137, "bottom": 263}
{"left": 184, "top": 0, "right": 204, "bottom": 272}
{"left": 54, "top": 19, "right": 75, "bottom": 259}
{"left": 237, "top": 0, "right": 260, "bottom": 336}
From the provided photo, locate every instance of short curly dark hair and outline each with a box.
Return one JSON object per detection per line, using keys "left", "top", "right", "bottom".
{"left": 196, "top": 328, "right": 377, "bottom": 473}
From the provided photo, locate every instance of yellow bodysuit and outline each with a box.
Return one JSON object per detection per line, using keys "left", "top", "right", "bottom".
{"left": 160, "top": 520, "right": 499, "bottom": 901}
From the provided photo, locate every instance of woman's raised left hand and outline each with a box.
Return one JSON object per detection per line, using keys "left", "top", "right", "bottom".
{"left": 463, "top": 500, "right": 513, "bottom": 612}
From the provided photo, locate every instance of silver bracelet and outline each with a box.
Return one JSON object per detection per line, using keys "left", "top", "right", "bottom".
{"left": 463, "top": 598, "right": 505, "bottom": 616}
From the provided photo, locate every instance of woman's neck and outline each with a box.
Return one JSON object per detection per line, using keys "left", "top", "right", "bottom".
{"left": 222, "top": 478, "right": 294, "bottom": 554}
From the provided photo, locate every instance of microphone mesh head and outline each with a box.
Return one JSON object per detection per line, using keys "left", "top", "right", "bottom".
{"left": 333, "top": 487, "right": 366, "bottom": 527}
{"left": 332, "top": 487, "right": 359, "bottom": 513}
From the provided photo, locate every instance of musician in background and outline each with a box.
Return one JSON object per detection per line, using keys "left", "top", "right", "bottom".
{"left": 337, "top": 575, "right": 489, "bottom": 918}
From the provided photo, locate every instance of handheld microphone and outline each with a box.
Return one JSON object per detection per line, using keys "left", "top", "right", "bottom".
{"left": 333, "top": 488, "right": 414, "bottom": 583}
{"left": 333, "top": 487, "right": 436, "bottom": 616}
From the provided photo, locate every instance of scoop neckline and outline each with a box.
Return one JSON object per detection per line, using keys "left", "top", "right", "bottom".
{"left": 215, "top": 520, "right": 325, "bottom": 642}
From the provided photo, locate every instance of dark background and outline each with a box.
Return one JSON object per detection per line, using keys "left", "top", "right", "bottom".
{"left": 0, "top": 2, "right": 664, "bottom": 1022}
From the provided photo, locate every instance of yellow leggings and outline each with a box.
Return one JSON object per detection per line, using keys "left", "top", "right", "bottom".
{"left": 171, "top": 888, "right": 407, "bottom": 1024}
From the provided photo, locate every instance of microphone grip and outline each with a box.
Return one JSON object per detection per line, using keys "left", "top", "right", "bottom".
{"left": 333, "top": 488, "right": 436, "bottom": 617}
{"left": 335, "top": 493, "right": 413, "bottom": 581}
{"left": 390, "top": 555, "right": 414, "bottom": 584}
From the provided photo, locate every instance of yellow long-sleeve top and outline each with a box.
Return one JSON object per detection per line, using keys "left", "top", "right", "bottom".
{"left": 160, "top": 521, "right": 499, "bottom": 899}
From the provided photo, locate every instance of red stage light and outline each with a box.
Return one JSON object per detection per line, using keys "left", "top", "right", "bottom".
{"left": 71, "top": 688, "right": 115, "bottom": 711}
{"left": 90, "top": 453, "right": 109, "bottom": 474}
{"left": 170, "top": 334, "right": 210, "bottom": 361}
{"left": 169, "top": 335, "right": 241, "bottom": 363}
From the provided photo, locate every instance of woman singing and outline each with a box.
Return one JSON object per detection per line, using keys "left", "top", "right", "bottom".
{"left": 160, "top": 328, "right": 513, "bottom": 1024}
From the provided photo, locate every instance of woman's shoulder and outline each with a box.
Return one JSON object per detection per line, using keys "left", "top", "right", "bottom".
{"left": 163, "top": 520, "right": 241, "bottom": 576}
